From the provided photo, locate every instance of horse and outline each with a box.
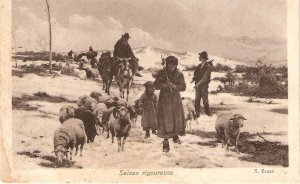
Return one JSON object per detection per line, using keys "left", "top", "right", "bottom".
{"left": 73, "top": 53, "right": 86, "bottom": 63}
{"left": 114, "top": 57, "right": 136, "bottom": 101}
{"left": 97, "top": 53, "right": 114, "bottom": 95}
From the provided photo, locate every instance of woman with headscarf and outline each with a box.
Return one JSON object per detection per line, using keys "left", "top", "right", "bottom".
{"left": 153, "top": 56, "right": 186, "bottom": 152}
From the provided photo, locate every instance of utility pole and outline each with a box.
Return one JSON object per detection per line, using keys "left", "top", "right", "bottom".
{"left": 45, "top": 0, "right": 52, "bottom": 73}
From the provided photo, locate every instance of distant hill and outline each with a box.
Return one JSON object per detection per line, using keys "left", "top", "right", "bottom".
{"left": 131, "top": 47, "right": 250, "bottom": 70}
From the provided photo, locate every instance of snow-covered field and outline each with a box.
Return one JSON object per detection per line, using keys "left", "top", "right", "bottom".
{"left": 12, "top": 58, "right": 288, "bottom": 169}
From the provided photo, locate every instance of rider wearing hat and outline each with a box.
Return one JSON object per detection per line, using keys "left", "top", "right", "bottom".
{"left": 113, "top": 33, "right": 142, "bottom": 77}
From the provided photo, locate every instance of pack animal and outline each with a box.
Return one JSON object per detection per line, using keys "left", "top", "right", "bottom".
{"left": 98, "top": 52, "right": 114, "bottom": 95}
{"left": 114, "top": 58, "right": 136, "bottom": 101}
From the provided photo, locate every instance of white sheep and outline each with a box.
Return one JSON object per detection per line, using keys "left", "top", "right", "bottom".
{"left": 53, "top": 118, "right": 86, "bottom": 164}
{"left": 84, "top": 66, "right": 99, "bottom": 79}
{"left": 59, "top": 105, "right": 76, "bottom": 123}
{"left": 77, "top": 95, "right": 97, "bottom": 111}
{"left": 93, "top": 103, "right": 108, "bottom": 134}
{"left": 90, "top": 91, "right": 102, "bottom": 102}
{"left": 215, "top": 113, "right": 246, "bottom": 153}
{"left": 181, "top": 97, "right": 198, "bottom": 129}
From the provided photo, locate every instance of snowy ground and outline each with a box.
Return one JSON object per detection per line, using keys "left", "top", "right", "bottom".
{"left": 12, "top": 60, "right": 288, "bottom": 169}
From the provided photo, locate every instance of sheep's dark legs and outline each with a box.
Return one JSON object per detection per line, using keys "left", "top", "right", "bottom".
{"left": 80, "top": 144, "right": 83, "bottom": 156}
{"left": 75, "top": 146, "right": 78, "bottom": 156}
{"left": 235, "top": 132, "right": 240, "bottom": 154}
{"left": 226, "top": 138, "right": 230, "bottom": 151}
{"left": 117, "top": 137, "right": 121, "bottom": 152}
{"left": 65, "top": 151, "right": 68, "bottom": 160}
{"left": 122, "top": 136, "right": 128, "bottom": 151}
{"left": 111, "top": 133, "right": 114, "bottom": 143}
{"left": 216, "top": 130, "right": 224, "bottom": 148}
{"left": 70, "top": 147, "right": 73, "bottom": 161}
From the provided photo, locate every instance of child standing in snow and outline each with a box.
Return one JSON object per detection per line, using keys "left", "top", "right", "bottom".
{"left": 139, "top": 81, "right": 158, "bottom": 139}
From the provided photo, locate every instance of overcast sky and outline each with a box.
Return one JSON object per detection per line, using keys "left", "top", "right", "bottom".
{"left": 12, "top": 0, "right": 287, "bottom": 61}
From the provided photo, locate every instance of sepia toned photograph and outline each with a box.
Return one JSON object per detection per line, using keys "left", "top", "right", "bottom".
{"left": 1, "top": 0, "right": 299, "bottom": 182}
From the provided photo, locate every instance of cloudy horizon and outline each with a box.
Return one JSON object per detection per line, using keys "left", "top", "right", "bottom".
{"left": 12, "top": 0, "right": 287, "bottom": 63}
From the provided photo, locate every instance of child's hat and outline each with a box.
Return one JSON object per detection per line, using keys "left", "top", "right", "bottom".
{"left": 144, "top": 81, "right": 154, "bottom": 88}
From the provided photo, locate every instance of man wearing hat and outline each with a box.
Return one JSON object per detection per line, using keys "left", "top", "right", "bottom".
{"left": 192, "top": 51, "right": 213, "bottom": 117}
{"left": 113, "top": 33, "right": 142, "bottom": 77}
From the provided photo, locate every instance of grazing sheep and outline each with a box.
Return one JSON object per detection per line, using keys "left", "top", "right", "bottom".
{"left": 215, "top": 113, "right": 246, "bottom": 153}
{"left": 58, "top": 105, "right": 76, "bottom": 123}
{"left": 101, "top": 107, "right": 115, "bottom": 138}
{"left": 74, "top": 107, "right": 98, "bottom": 143}
{"left": 84, "top": 66, "right": 99, "bottom": 79}
{"left": 90, "top": 91, "right": 102, "bottom": 102}
{"left": 181, "top": 97, "right": 197, "bottom": 129}
{"left": 53, "top": 118, "right": 86, "bottom": 164}
{"left": 108, "top": 106, "right": 131, "bottom": 152}
{"left": 77, "top": 95, "right": 97, "bottom": 111}
{"left": 93, "top": 103, "right": 108, "bottom": 134}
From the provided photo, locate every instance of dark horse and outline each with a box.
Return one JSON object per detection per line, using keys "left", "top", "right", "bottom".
{"left": 97, "top": 52, "right": 114, "bottom": 95}
{"left": 73, "top": 53, "right": 86, "bottom": 63}
{"left": 86, "top": 51, "right": 98, "bottom": 68}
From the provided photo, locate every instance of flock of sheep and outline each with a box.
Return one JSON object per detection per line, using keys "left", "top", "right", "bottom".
{"left": 54, "top": 91, "right": 138, "bottom": 165}
{"left": 53, "top": 90, "right": 247, "bottom": 166}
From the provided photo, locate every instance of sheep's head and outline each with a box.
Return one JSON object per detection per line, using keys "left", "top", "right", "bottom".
{"left": 230, "top": 114, "right": 247, "bottom": 128}
{"left": 54, "top": 145, "right": 68, "bottom": 164}
{"left": 113, "top": 106, "right": 128, "bottom": 120}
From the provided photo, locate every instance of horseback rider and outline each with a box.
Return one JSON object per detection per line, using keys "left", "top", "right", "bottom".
{"left": 68, "top": 50, "right": 74, "bottom": 59}
{"left": 113, "top": 33, "right": 142, "bottom": 77}
{"left": 89, "top": 46, "right": 94, "bottom": 52}
{"left": 88, "top": 46, "right": 97, "bottom": 68}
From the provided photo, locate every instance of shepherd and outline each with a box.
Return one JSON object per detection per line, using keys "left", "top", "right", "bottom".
{"left": 153, "top": 56, "right": 186, "bottom": 152}
{"left": 113, "top": 33, "right": 142, "bottom": 77}
{"left": 192, "top": 51, "right": 213, "bottom": 117}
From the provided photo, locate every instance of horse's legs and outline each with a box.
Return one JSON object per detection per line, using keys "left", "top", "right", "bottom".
{"left": 126, "top": 87, "right": 129, "bottom": 102}
{"left": 102, "top": 79, "right": 106, "bottom": 91}
{"left": 107, "top": 79, "right": 112, "bottom": 95}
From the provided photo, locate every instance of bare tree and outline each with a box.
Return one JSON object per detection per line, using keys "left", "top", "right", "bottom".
{"left": 45, "top": 0, "right": 52, "bottom": 73}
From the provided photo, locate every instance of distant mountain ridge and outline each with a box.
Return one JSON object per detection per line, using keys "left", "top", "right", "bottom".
{"left": 69, "top": 45, "right": 287, "bottom": 69}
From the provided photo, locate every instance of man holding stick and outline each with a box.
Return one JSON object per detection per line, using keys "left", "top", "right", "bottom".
{"left": 192, "top": 51, "right": 213, "bottom": 117}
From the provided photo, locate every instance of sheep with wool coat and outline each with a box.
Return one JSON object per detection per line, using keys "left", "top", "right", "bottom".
{"left": 108, "top": 105, "right": 132, "bottom": 152}
{"left": 74, "top": 107, "right": 98, "bottom": 143}
{"left": 90, "top": 91, "right": 102, "bottom": 102}
{"left": 59, "top": 105, "right": 76, "bottom": 123}
{"left": 181, "top": 97, "right": 198, "bottom": 129}
{"left": 77, "top": 95, "right": 97, "bottom": 111}
{"left": 93, "top": 103, "right": 108, "bottom": 134}
{"left": 53, "top": 118, "right": 86, "bottom": 164}
{"left": 215, "top": 113, "right": 246, "bottom": 153}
